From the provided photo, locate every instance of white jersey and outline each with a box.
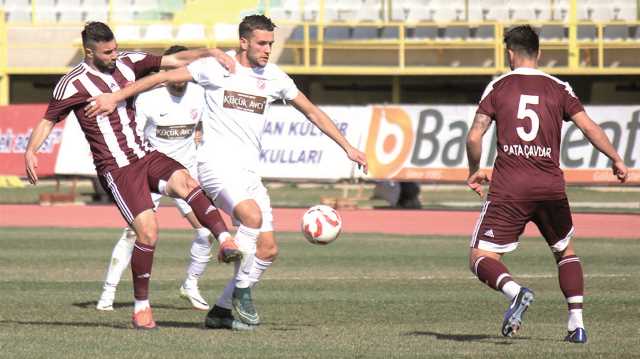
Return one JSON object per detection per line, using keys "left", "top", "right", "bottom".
{"left": 135, "top": 82, "right": 205, "bottom": 169}
{"left": 187, "top": 53, "right": 299, "bottom": 170}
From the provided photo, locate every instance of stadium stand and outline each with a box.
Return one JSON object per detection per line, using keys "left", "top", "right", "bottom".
{"left": 1, "top": 0, "right": 640, "bottom": 105}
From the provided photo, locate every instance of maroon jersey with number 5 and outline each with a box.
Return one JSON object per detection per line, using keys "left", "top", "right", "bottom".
{"left": 477, "top": 67, "right": 584, "bottom": 201}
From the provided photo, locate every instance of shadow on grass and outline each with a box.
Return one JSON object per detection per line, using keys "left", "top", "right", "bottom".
{"left": 403, "top": 331, "right": 529, "bottom": 345}
{"left": 0, "top": 320, "right": 129, "bottom": 329}
{"left": 72, "top": 301, "right": 193, "bottom": 311}
{"left": 0, "top": 319, "right": 206, "bottom": 330}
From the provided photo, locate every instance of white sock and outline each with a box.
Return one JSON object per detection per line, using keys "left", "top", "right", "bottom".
{"left": 248, "top": 257, "right": 272, "bottom": 287}
{"left": 568, "top": 309, "right": 584, "bottom": 331}
{"left": 501, "top": 281, "right": 522, "bottom": 301}
{"left": 216, "top": 274, "right": 237, "bottom": 310}
{"left": 185, "top": 227, "right": 212, "bottom": 284}
{"left": 134, "top": 299, "right": 150, "bottom": 313}
{"left": 215, "top": 226, "right": 259, "bottom": 307}
{"left": 102, "top": 228, "right": 136, "bottom": 292}
{"left": 234, "top": 225, "right": 259, "bottom": 289}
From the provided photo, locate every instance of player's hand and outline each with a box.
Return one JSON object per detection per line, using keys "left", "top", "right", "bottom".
{"left": 467, "top": 170, "right": 490, "bottom": 197}
{"left": 612, "top": 160, "right": 628, "bottom": 183}
{"left": 85, "top": 93, "right": 118, "bottom": 118}
{"left": 213, "top": 50, "right": 235, "bottom": 73}
{"left": 25, "top": 150, "right": 39, "bottom": 185}
{"left": 347, "top": 146, "right": 368, "bottom": 174}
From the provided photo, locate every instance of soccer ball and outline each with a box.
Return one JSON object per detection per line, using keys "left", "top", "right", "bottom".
{"left": 301, "top": 205, "right": 342, "bottom": 245}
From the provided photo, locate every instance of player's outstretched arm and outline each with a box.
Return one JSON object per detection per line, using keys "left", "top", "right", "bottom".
{"left": 85, "top": 67, "right": 194, "bottom": 118}
{"left": 290, "top": 92, "right": 368, "bottom": 173}
{"left": 160, "top": 48, "right": 235, "bottom": 73}
{"left": 24, "top": 118, "right": 56, "bottom": 185}
{"left": 571, "top": 111, "right": 628, "bottom": 183}
{"left": 466, "top": 113, "right": 492, "bottom": 196}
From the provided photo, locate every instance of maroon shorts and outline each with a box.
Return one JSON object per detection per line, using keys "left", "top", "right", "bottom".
{"left": 470, "top": 198, "right": 574, "bottom": 253}
{"left": 98, "top": 151, "right": 185, "bottom": 224}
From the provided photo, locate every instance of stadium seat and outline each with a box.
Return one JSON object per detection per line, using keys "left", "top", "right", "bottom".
{"left": 324, "top": 26, "right": 351, "bottom": 40}
{"left": 540, "top": 25, "right": 566, "bottom": 41}
{"left": 356, "top": 7, "right": 381, "bottom": 22}
{"left": 473, "top": 25, "right": 495, "bottom": 41}
{"left": 5, "top": 9, "right": 32, "bottom": 23}
{"left": 604, "top": 25, "right": 630, "bottom": 41}
{"left": 3, "top": 0, "right": 31, "bottom": 8}
{"left": 114, "top": 25, "right": 142, "bottom": 41}
{"left": 509, "top": 7, "right": 536, "bottom": 21}
{"left": 430, "top": 0, "right": 465, "bottom": 22}
{"left": 289, "top": 25, "right": 318, "bottom": 41}
{"left": 390, "top": 7, "right": 407, "bottom": 22}
{"left": 58, "top": 9, "right": 85, "bottom": 22}
{"left": 633, "top": 27, "right": 640, "bottom": 41}
{"left": 59, "top": 0, "right": 83, "bottom": 7}
{"left": 176, "top": 24, "right": 206, "bottom": 41}
{"left": 410, "top": 26, "right": 438, "bottom": 40}
{"left": 380, "top": 26, "right": 400, "bottom": 39}
{"left": 589, "top": 4, "right": 615, "bottom": 22}
{"left": 143, "top": 24, "right": 174, "bottom": 41}
{"left": 442, "top": 25, "right": 469, "bottom": 40}
{"left": 83, "top": 0, "right": 109, "bottom": 6}
{"left": 213, "top": 23, "right": 237, "bottom": 41}
{"left": 34, "top": 8, "right": 58, "bottom": 23}
{"left": 84, "top": 9, "right": 109, "bottom": 22}
{"left": 36, "top": 0, "right": 57, "bottom": 7}
{"left": 577, "top": 25, "right": 597, "bottom": 41}
{"left": 406, "top": 8, "right": 434, "bottom": 22}
{"left": 352, "top": 26, "right": 379, "bottom": 40}
{"left": 111, "top": 9, "right": 136, "bottom": 21}
{"left": 132, "top": 0, "right": 159, "bottom": 11}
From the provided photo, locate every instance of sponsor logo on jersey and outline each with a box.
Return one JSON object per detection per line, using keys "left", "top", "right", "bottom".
{"left": 155, "top": 125, "right": 195, "bottom": 140}
{"left": 484, "top": 229, "right": 495, "bottom": 238}
{"left": 257, "top": 78, "right": 266, "bottom": 90}
{"left": 223, "top": 90, "right": 267, "bottom": 114}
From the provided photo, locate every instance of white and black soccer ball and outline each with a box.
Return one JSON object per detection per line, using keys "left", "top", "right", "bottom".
{"left": 301, "top": 205, "right": 342, "bottom": 245}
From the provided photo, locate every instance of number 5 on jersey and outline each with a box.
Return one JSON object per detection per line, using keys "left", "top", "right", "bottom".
{"left": 516, "top": 95, "right": 540, "bottom": 142}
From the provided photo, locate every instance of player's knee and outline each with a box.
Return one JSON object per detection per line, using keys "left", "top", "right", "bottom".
{"left": 184, "top": 176, "right": 200, "bottom": 192}
{"left": 136, "top": 227, "right": 158, "bottom": 245}
{"left": 240, "top": 210, "right": 263, "bottom": 229}
{"left": 258, "top": 242, "right": 278, "bottom": 260}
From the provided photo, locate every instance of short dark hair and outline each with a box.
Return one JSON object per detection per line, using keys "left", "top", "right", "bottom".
{"left": 239, "top": 14, "right": 276, "bottom": 39}
{"left": 504, "top": 25, "right": 539, "bottom": 58}
{"left": 163, "top": 45, "right": 188, "bottom": 56}
{"left": 81, "top": 21, "right": 114, "bottom": 49}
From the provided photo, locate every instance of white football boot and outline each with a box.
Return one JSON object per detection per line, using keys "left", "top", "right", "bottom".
{"left": 180, "top": 283, "right": 210, "bottom": 311}
{"left": 96, "top": 288, "right": 115, "bottom": 311}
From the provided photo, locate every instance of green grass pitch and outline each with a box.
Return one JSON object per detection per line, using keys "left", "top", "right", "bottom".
{"left": 0, "top": 227, "right": 638, "bottom": 358}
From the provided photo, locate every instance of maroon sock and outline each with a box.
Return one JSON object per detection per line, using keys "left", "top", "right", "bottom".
{"left": 185, "top": 188, "right": 228, "bottom": 237}
{"left": 473, "top": 256, "right": 513, "bottom": 291}
{"left": 557, "top": 255, "right": 584, "bottom": 310}
{"left": 131, "top": 241, "right": 155, "bottom": 300}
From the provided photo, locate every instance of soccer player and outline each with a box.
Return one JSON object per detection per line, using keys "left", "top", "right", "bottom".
{"left": 86, "top": 15, "right": 368, "bottom": 330}
{"left": 96, "top": 45, "right": 229, "bottom": 312}
{"left": 466, "top": 25, "right": 628, "bottom": 343}
{"left": 24, "top": 22, "right": 242, "bottom": 330}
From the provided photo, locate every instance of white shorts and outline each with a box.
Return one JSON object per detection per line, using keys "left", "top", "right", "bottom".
{"left": 151, "top": 161, "right": 197, "bottom": 217}
{"left": 197, "top": 161, "right": 273, "bottom": 232}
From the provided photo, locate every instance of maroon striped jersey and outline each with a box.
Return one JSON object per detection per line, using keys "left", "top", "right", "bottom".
{"left": 477, "top": 67, "right": 585, "bottom": 200}
{"left": 44, "top": 52, "right": 162, "bottom": 174}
